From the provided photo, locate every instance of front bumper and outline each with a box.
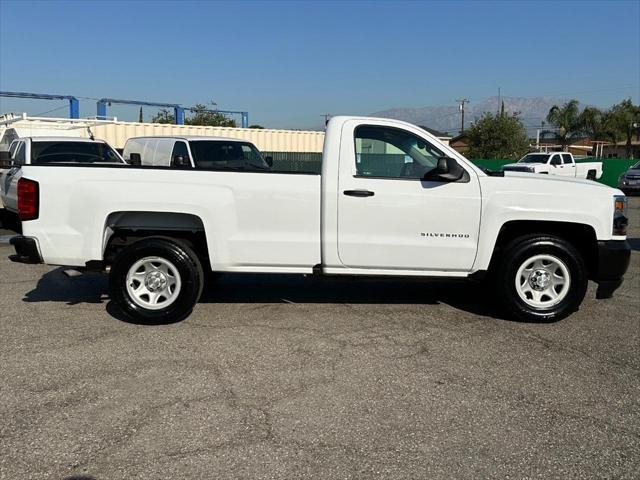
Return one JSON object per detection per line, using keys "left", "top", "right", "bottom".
{"left": 9, "top": 235, "right": 43, "bottom": 264}
{"left": 619, "top": 184, "right": 640, "bottom": 194}
{"left": 594, "top": 240, "right": 631, "bottom": 299}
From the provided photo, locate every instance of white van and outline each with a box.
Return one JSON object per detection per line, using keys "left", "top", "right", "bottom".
{"left": 121, "top": 136, "right": 272, "bottom": 170}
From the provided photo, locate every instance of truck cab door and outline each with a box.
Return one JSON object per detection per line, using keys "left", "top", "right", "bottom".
{"left": 336, "top": 120, "right": 481, "bottom": 272}
{"left": 549, "top": 154, "right": 563, "bottom": 174}
{"left": 561, "top": 154, "right": 576, "bottom": 176}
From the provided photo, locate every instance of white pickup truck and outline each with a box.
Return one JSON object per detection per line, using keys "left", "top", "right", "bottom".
{"left": 8, "top": 117, "right": 630, "bottom": 323}
{"left": 1, "top": 136, "right": 124, "bottom": 216}
{"left": 502, "top": 152, "right": 603, "bottom": 180}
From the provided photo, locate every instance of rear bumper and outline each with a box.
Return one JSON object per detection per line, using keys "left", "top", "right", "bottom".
{"left": 594, "top": 240, "right": 631, "bottom": 299}
{"left": 9, "top": 235, "right": 43, "bottom": 264}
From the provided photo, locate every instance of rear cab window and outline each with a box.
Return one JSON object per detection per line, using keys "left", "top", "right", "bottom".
{"left": 30, "top": 141, "right": 121, "bottom": 164}
{"left": 561, "top": 154, "right": 573, "bottom": 164}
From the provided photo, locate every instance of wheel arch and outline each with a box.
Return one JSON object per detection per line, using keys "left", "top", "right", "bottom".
{"left": 102, "top": 211, "right": 211, "bottom": 267}
{"left": 486, "top": 220, "right": 598, "bottom": 278}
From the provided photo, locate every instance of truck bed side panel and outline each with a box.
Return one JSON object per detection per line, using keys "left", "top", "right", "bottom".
{"left": 19, "top": 166, "right": 321, "bottom": 272}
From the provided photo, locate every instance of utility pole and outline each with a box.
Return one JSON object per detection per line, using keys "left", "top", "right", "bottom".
{"left": 456, "top": 98, "right": 469, "bottom": 133}
{"left": 321, "top": 113, "right": 331, "bottom": 126}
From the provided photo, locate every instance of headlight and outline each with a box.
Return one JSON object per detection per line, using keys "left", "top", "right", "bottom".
{"left": 613, "top": 195, "right": 628, "bottom": 236}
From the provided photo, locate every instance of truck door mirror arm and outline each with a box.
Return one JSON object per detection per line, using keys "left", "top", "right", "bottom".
{"left": 172, "top": 154, "right": 191, "bottom": 168}
{"left": 128, "top": 153, "right": 141, "bottom": 166}
{"left": 423, "top": 157, "right": 468, "bottom": 183}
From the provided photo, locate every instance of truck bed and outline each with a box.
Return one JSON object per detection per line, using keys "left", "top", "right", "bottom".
{"left": 18, "top": 164, "right": 322, "bottom": 271}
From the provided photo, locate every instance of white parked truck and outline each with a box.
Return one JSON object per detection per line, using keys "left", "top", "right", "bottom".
{"left": 1, "top": 136, "right": 124, "bottom": 214}
{"left": 8, "top": 116, "right": 630, "bottom": 323}
{"left": 502, "top": 152, "right": 603, "bottom": 180}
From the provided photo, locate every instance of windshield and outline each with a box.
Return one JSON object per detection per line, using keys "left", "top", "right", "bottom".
{"left": 31, "top": 141, "right": 122, "bottom": 164}
{"left": 632, "top": 161, "right": 640, "bottom": 169}
{"left": 188, "top": 141, "right": 269, "bottom": 171}
{"left": 519, "top": 154, "right": 550, "bottom": 164}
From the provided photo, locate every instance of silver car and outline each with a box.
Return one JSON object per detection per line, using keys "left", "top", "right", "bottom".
{"left": 618, "top": 161, "right": 640, "bottom": 195}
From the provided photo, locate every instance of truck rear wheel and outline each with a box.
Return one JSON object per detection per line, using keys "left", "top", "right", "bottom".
{"left": 109, "top": 237, "right": 204, "bottom": 323}
{"left": 495, "top": 234, "right": 588, "bottom": 322}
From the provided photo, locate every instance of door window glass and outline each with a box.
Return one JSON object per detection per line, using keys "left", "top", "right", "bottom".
{"left": 171, "top": 141, "right": 190, "bottom": 165}
{"left": 550, "top": 155, "right": 562, "bottom": 166}
{"left": 188, "top": 141, "right": 269, "bottom": 171}
{"left": 354, "top": 125, "right": 443, "bottom": 178}
{"left": 561, "top": 154, "right": 572, "bottom": 164}
{"left": 13, "top": 143, "right": 26, "bottom": 165}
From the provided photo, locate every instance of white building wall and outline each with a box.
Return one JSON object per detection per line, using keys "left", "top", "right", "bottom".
{"left": 0, "top": 115, "right": 325, "bottom": 152}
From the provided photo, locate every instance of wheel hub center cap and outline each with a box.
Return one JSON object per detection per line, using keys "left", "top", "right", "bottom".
{"left": 145, "top": 271, "right": 167, "bottom": 292}
{"left": 529, "top": 269, "right": 551, "bottom": 291}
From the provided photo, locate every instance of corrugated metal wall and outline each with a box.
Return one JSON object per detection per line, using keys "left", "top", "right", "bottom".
{"left": 2, "top": 117, "right": 325, "bottom": 152}
{"left": 92, "top": 121, "right": 325, "bottom": 152}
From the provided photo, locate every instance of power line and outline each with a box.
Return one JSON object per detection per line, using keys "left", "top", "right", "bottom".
{"left": 32, "top": 104, "right": 69, "bottom": 116}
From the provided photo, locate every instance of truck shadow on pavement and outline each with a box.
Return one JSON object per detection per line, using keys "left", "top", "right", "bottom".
{"left": 628, "top": 237, "right": 640, "bottom": 251}
{"left": 23, "top": 268, "right": 109, "bottom": 305}
{"left": 24, "top": 267, "right": 517, "bottom": 323}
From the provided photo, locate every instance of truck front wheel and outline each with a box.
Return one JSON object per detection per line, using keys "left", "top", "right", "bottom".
{"left": 109, "top": 237, "right": 204, "bottom": 323}
{"left": 495, "top": 234, "right": 588, "bottom": 322}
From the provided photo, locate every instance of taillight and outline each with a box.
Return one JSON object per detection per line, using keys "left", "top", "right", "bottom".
{"left": 17, "top": 177, "right": 39, "bottom": 221}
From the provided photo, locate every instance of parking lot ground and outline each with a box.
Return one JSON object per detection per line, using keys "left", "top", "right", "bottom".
{"left": 0, "top": 199, "right": 639, "bottom": 479}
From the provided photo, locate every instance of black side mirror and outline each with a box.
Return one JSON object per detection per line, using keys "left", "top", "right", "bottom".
{"left": 425, "top": 156, "right": 467, "bottom": 182}
{"left": 264, "top": 156, "right": 273, "bottom": 167}
{"left": 0, "top": 151, "right": 13, "bottom": 168}
{"left": 128, "top": 153, "right": 141, "bottom": 166}
{"left": 172, "top": 154, "right": 191, "bottom": 168}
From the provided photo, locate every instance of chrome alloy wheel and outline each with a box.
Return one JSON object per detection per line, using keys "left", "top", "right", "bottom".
{"left": 515, "top": 254, "right": 571, "bottom": 309}
{"left": 125, "top": 256, "right": 182, "bottom": 310}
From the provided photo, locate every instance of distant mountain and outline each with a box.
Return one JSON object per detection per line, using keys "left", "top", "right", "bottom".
{"left": 371, "top": 96, "right": 567, "bottom": 136}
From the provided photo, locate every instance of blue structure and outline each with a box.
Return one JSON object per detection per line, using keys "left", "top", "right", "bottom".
{"left": 96, "top": 98, "right": 184, "bottom": 124}
{"left": 0, "top": 91, "right": 80, "bottom": 118}
{"left": 0, "top": 91, "right": 249, "bottom": 127}
{"left": 97, "top": 99, "right": 249, "bottom": 127}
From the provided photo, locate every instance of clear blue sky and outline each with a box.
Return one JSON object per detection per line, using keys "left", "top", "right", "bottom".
{"left": 1, "top": 0, "right": 638, "bottom": 129}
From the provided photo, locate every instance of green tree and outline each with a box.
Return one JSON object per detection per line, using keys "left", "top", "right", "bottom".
{"left": 151, "top": 102, "right": 238, "bottom": 127}
{"left": 467, "top": 112, "right": 529, "bottom": 159}
{"left": 186, "top": 103, "right": 237, "bottom": 127}
{"left": 249, "top": 124, "right": 265, "bottom": 129}
{"left": 546, "top": 99, "right": 581, "bottom": 149}
{"left": 607, "top": 99, "right": 640, "bottom": 158}
{"left": 151, "top": 108, "right": 175, "bottom": 124}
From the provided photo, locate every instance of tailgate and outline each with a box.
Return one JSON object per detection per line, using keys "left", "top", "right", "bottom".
{"left": 1, "top": 166, "right": 21, "bottom": 212}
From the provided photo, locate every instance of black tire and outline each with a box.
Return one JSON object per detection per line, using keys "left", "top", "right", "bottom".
{"left": 494, "top": 234, "right": 588, "bottom": 322}
{"left": 587, "top": 170, "right": 596, "bottom": 181}
{"left": 109, "top": 237, "right": 204, "bottom": 323}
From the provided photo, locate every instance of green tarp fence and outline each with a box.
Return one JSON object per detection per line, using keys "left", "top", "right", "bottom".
{"left": 264, "top": 151, "right": 636, "bottom": 188}
{"left": 471, "top": 158, "right": 636, "bottom": 188}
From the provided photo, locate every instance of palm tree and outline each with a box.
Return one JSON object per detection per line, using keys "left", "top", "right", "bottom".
{"left": 546, "top": 99, "right": 581, "bottom": 150}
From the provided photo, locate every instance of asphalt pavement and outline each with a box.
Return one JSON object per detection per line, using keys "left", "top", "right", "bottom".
{"left": 0, "top": 199, "right": 639, "bottom": 479}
